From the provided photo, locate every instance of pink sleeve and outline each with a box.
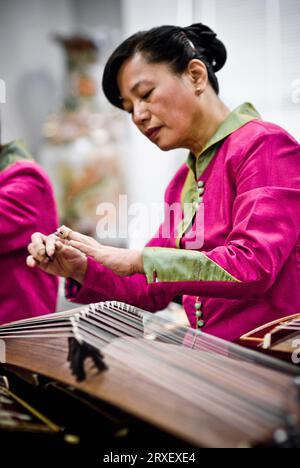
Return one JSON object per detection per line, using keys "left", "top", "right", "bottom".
{"left": 145, "top": 131, "right": 300, "bottom": 299}
{"left": 204, "top": 131, "right": 300, "bottom": 295}
{"left": 0, "top": 164, "right": 58, "bottom": 254}
{"left": 66, "top": 256, "right": 174, "bottom": 311}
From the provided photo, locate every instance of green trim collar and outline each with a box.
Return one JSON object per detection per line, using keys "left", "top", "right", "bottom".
{"left": 187, "top": 102, "right": 261, "bottom": 172}
{"left": 0, "top": 140, "right": 33, "bottom": 172}
{"left": 176, "top": 103, "right": 261, "bottom": 247}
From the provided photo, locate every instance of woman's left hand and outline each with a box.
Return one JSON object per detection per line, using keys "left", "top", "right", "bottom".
{"left": 59, "top": 229, "right": 144, "bottom": 277}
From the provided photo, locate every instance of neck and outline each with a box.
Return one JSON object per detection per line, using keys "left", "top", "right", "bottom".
{"left": 189, "top": 92, "right": 230, "bottom": 156}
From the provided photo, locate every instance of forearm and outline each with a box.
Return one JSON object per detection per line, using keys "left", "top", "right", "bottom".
{"left": 66, "top": 256, "right": 173, "bottom": 312}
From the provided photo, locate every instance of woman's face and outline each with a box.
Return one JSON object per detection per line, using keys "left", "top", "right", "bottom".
{"left": 117, "top": 53, "right": 202, "bottom": 151}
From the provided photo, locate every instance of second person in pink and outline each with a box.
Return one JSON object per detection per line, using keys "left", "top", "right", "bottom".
{"left": 0, "top": 140, "right": 59, "bottom": 324}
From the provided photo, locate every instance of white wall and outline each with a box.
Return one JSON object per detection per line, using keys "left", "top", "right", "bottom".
{"left": 194, "top": 0, "right": 300, "bottom": 138}
{"left": 72, "top": 0, "right": 122, "bottom": 31}
{"left": 0, "top": 0, "right": 123, "bottom": 153}
{"left": 0, "top": 0, "right": 75, "bottom": 153}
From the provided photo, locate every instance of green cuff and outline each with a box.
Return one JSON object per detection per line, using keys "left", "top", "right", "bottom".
{"left": 142, "top": 247, "right": 240, "bottom": 284}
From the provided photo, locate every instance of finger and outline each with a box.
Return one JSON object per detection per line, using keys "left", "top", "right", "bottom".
{"left": 27, "top": 242, "right": 48, "bottom": 263}
{"left": 68, "top": 230, "right": 89, "bottom": 242}
{"left": 28, "top": 243, "right": 47, "bottom": 262}
{"left": 71, "top": 233, "right": 98, "bottom": 247}
{"left": 55, "top": 241, "right": 76, "bottom": 252}
{"left": 30, "top": 232, "right": 47, "bottom": 259}
{"left": 55, "top": 241, "right": 86, "bottom": 261}
{"left": 27, "top": 242, "right": 35, "bottom": 255}
{"left": 27, "top": 255, "right": 49, "bottom": 275}
{"left": 30, "top": 231, "right": 57, "bottom": 262}
{"left": 55, "top": 240, "right": 62, "bottom": 250}
{"left": 60, "top": 228, "right": 98, "bottom": 247}
{"left": 56, "top": 225, "right": 73, "bottom": 240}
{"left": 31, "top": 232, "right": 46, "bottom": 243}
{"left": 69, "top": 240, "right": 94, "bottom": 256}
{"left": 45, "top": 235, "right": 58, "bottom": 257}
{"left": 26, "top": 255, "right": 39, "bottom": 268}
{"left": 56, "top": 238, "right": 69, "bottom": 245}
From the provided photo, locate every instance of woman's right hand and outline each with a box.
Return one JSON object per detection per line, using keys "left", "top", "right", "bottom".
{"left": 26, "top": 232, "right": 88, "bottom": 284}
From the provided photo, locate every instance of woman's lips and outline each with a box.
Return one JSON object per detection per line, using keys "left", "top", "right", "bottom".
{"left": 145, "top": 127, "right": 162, "bottom": 141}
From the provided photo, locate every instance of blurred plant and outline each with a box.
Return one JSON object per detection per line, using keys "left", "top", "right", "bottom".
{"left": 40, "top": 34, "right": 126, "bottom": 240}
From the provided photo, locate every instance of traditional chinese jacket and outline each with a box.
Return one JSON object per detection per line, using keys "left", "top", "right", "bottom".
{"left": 66, "top": 103, "right": 300, "bottom": 342}
{"left": 0, "top": 141, "right": 59, "bottom": 324}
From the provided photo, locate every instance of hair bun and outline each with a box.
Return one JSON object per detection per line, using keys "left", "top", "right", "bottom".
{"left": 184, "top": 23, "right": 227, "bottom": 72}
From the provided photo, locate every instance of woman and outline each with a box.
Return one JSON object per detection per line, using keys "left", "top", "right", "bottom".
{"left": 0, "top": 139, "right": 59, "bottom": 324}
{"left": 26, "top": 23, "right": 300, "bottom": 342}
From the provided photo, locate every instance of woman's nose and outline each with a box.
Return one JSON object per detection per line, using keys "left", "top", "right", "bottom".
{"left": 132, "top": 103, "right": 150, "bottom": 126}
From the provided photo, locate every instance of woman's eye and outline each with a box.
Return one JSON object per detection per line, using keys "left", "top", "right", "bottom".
{"left": 142, "top": 89, "right": 153, "bottom": 100}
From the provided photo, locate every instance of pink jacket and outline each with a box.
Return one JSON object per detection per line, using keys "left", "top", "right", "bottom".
{"left": 0, "top": 156, "right": 59, "bottom": 324}
{"left": 67, "top": 105, "right": 300, "bottom": 342}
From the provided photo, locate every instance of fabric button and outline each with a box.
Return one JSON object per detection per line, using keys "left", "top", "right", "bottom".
{"left": 195, "top": 310, "right": 202, "bottom": 318}
{"left": 197, "top": 187, "right": 205, "bottom": 195}
{"left": 197, "top": 320, "right": 205, "bottom": 327}
{"left": 195, "top": 302, "right": 202, "bottom": 310}
{"left": 197, "top": 181, "right": 205, "bottom": 188}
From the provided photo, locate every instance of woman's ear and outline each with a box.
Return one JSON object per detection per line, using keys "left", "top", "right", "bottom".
{"left": 186, "top": 59, "right": 208, "bottom": 95}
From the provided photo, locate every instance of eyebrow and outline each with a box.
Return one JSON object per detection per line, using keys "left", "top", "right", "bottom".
{"left": 120, "top": 79, "right": 153, "bottom": 102}
{"left": 130, "top": 79, "right": 151, "bottom": 94}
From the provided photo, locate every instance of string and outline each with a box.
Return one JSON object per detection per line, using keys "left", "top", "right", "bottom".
{"left": 104, "top": 339, "right": 290, "bottom": 434}
{"left": 73, "top": 328, "right": 289, "bottom": 439}
{"left": 0, "top": 303, "right": 298, "bottom": 394}
{"left": 1, "top": 301, "right": 299, "bottom": 443}
{"left": 79, "top": 306, "right": 293, "bottom": 402}
{"left": 0, "top": 301, "right": 298, "bottom": 376}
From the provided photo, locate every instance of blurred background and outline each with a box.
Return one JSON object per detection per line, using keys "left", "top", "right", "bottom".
{"left": 0, "top": 0, "right": 299, "bottom": 309}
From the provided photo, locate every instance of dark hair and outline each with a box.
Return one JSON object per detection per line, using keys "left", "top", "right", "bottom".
{"left": 102, "top": 23, "right": 227, "bottom": 109}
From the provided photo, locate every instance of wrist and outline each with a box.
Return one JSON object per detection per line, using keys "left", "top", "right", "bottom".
{"left": 131, "top": 250, "right": 144, "bottom": 275}
{"left": 71, "top": 258, "right": 88, "bottom": 284}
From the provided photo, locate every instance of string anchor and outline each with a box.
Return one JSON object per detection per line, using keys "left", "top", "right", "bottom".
{"left": 67, "top": 337, "right": 108, "bottom": 382}
{"left": 272, "top": 415, "right": 300, "bottom": 448}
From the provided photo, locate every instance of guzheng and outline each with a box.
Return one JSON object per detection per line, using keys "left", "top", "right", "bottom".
{"left": 240, "top": 313, "right": 300, "bottom": 358}
{"left": 0, "top": 301, "right": 300, "bottom": 448}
